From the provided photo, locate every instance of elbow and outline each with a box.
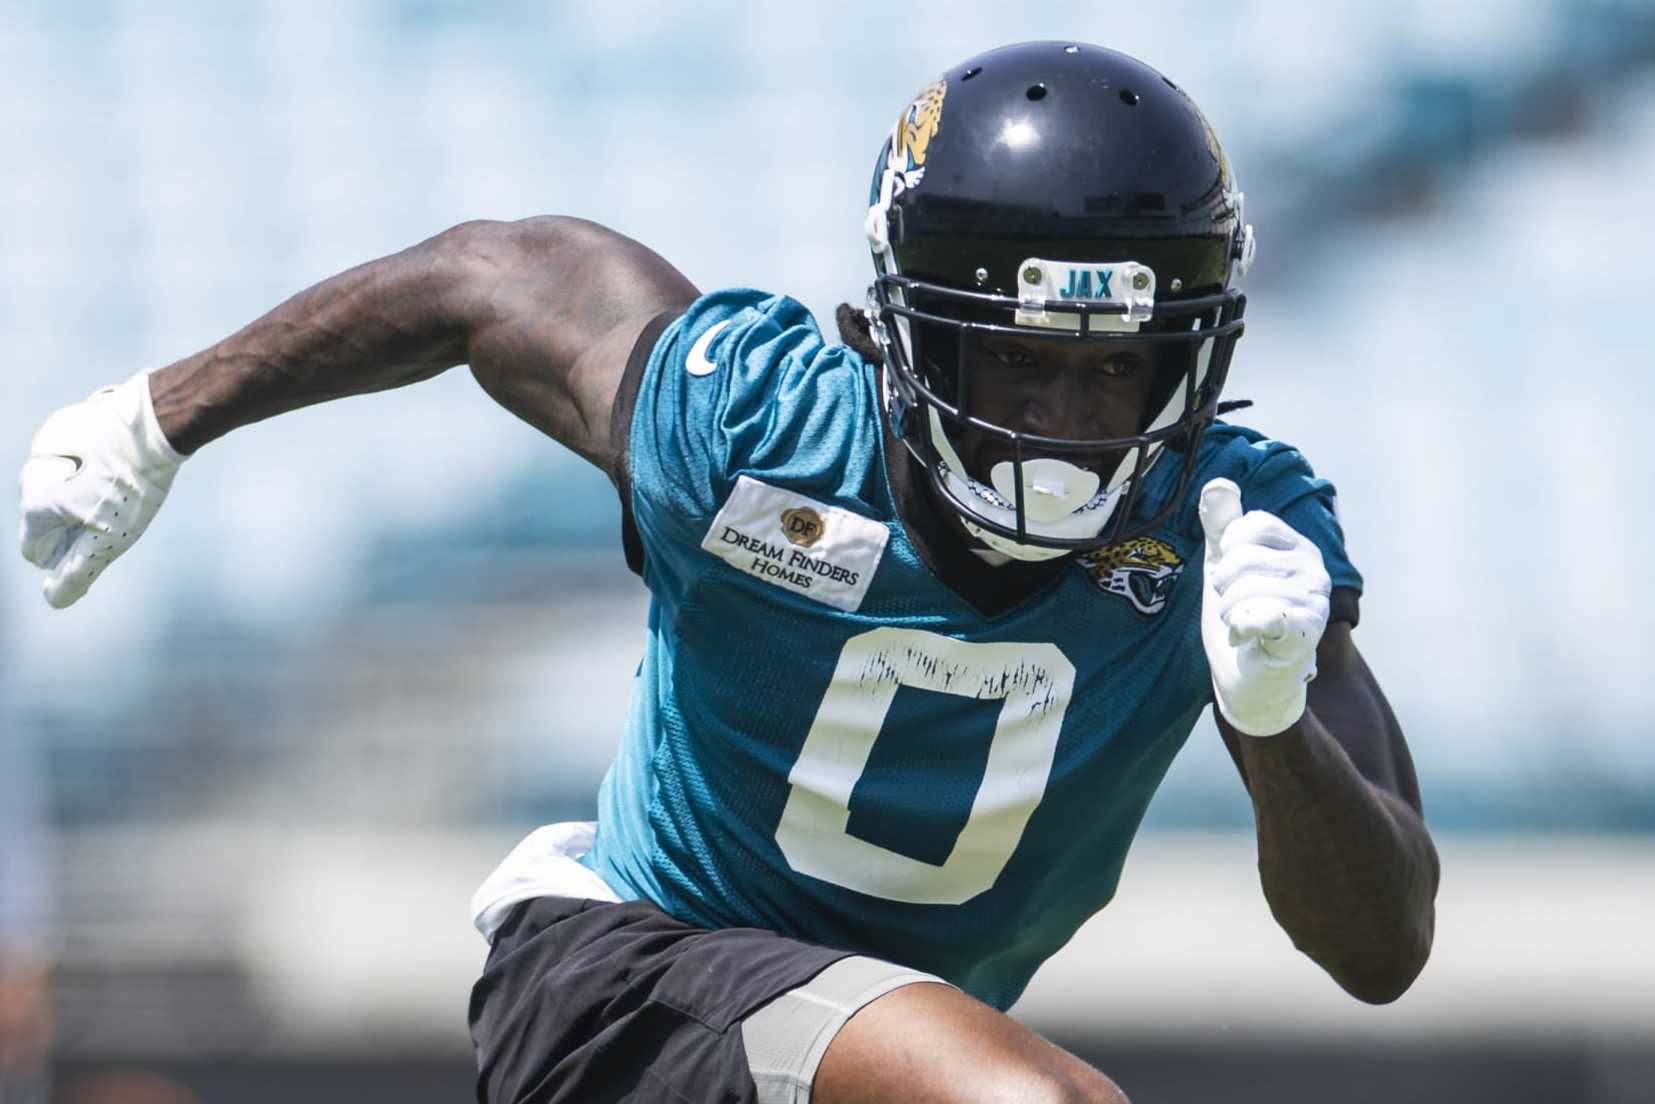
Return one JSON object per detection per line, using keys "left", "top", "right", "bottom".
{"left": 443, "top": 214, "right": 609, "bottom": 261}
{"left": 1326, "top": 908, "right": 1436, "bottom": 1005}
{"left": 1337, "top": 959, "right": 1426, "bottom": 1006}
{"left": 435, "top": 215, "right": 618, "bottom": 312}
{"left": 421, "top": 219, "right": 518, "bottom": 333}
{"left": 429, "top": 216, "right": 595, "bottom": 335}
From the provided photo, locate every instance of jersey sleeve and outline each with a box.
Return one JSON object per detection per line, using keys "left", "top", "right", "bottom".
{"left": 1205, "top": 426, "right": 1363, "bottom": 625}
{"left": 612, "top": 288, "right": 876, "bottom": 582}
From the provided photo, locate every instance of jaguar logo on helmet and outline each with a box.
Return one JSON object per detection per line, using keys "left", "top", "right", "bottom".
{"left": 866, "top": 78, "right": 946, "bottom": 255}
{"left": 780, "top": 507, "right": 825, "bottom": 547}
{"left": 1078, "top": 537, "right": 1187, "bottom": 616}
{"left": 892, "top": 78, "right": 946, "bottom": 190}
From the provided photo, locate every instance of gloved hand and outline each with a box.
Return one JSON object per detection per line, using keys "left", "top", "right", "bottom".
{"left": 18, "top": 371, "right": 184, "bottom": 608}
{"left": 1198, "top": 478, "right": 1331, "bottom": 737}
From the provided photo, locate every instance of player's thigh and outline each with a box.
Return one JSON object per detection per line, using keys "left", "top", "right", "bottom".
{"left": 813, "top": 981, "right": 1127, "bottom": 1104}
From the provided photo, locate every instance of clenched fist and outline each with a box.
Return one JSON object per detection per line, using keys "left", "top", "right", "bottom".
{"left": 18, "top": 372, "right": 183, "bottom": 608}
{"left": 1198, "top": 478, "right": 1331, "bottom": 737}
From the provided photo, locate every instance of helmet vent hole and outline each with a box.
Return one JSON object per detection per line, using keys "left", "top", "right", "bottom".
{"left": 1119, "top": 88, "right": 1140, "bottom": 106}
{"left": 1026, "top": 83, "right": 1047, "bottom": 101}
{"left": 962, "top": 66, "right": 982, "bottom": 81}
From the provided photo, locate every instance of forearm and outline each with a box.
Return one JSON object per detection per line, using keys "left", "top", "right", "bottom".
{"left": 1234, "top": 709, "right": 1439, "bottom": 1003}
{"left": 149, "top": 224, "right": 480, "bottom": 453}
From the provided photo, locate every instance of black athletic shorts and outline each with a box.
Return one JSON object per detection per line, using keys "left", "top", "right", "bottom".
{"left": 468, "top": 896, "right": 855, "bottom": 1104}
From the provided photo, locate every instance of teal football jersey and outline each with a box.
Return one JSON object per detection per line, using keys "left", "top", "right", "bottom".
{"left": 586, "top": 289, "right": 1361, "bottom": 1010}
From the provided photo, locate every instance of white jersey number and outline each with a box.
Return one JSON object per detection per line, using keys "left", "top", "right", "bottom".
{"left": 773, "top": 627, "right": 1075, "bottom": 905}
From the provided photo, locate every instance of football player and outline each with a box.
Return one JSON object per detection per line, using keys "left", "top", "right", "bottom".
{"left": 19, "top": 43, "right": 1437, "bottom": 1104}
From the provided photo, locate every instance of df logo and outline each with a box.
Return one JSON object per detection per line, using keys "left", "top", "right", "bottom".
{"left": 780, "top": 507, "right": 825, "bottom": 547}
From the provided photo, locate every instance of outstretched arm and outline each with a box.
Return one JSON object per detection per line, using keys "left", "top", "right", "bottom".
{"left": 19, "top": 216, "right": 697, "bottom": 606}
{"left": 151, "top": 216, "right": 697, "bottom": 466}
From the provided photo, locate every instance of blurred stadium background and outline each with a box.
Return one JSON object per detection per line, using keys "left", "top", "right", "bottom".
{"left": 4, "top": 1, "right": 1655, "bottom": 1101}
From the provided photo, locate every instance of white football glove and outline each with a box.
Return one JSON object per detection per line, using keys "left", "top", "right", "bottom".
{"left": 18, "top": 371, "right": 184, "bottom": 608}
{"left": 1198, "top": 478, "right": 1331, "bottom": 737}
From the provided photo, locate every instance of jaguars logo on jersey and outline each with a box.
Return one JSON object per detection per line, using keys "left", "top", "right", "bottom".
{"left": 1078, "top": 537, "right": 1186, "bottom": 616}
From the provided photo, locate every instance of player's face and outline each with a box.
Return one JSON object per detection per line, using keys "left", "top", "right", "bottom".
{"left": 949, "top": 332, "right": 1163, "bottom": 483}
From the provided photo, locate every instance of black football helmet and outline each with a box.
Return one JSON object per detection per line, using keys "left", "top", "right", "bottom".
{"left": 865, "top": 41, "right": 1254, "bottom": 560}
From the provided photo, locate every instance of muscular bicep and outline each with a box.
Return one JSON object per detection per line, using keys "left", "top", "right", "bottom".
{"left": 456, "top": 216, "right": 698, "bottom": 470}
{"left": 1218, "top": 593, "right": 1425, "bottom": 814}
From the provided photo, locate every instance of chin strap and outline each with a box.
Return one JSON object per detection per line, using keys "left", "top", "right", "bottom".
{"left": 962, "top": 518, "right": 1074, "bottom": 562}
